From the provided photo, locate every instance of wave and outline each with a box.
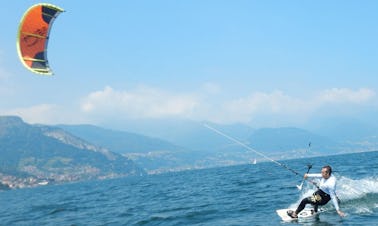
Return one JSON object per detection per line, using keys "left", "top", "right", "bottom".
{"left": 337, "top": 176, "right": 378, "bottom": 214}
{"left": 337, "top": 176, "right": 378, "bottom": 200}
{"left": 289, "top": 176, "right": 378, "bottom": 215}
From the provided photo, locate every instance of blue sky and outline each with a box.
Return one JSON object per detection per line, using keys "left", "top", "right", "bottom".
{"left": 1, "top": 1, "right": 378, "bottom": 129}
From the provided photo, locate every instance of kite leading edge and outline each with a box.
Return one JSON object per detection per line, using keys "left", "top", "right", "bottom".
{"left": 16, "top": 3, "right": 64, "bottom": 75}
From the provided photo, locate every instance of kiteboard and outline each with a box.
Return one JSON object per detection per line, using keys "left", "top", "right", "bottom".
{"left": 276, "top": 208, "right": 322, "bottom": 221}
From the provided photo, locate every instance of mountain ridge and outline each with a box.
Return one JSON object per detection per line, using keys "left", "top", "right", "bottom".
{"left": 2, "top": 115, "right": 377, "bottom": 189}
{"left": 0, "top": 116, "right": 145, "bottom": 189}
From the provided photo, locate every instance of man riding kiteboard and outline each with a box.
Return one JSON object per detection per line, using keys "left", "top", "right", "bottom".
{"left": 287, "top": 165, "right": 345, "bottom": 218}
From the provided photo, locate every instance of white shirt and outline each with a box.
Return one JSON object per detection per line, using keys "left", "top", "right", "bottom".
{"left": 307, "top": 173, "right": 340, "bottom": 211}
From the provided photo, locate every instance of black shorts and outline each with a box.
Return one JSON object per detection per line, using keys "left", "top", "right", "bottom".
{"left": 310, "top": 189, "right": 331, "bottom": 205}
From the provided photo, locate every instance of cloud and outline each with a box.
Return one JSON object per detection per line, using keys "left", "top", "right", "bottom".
{"left": 215, "top": 91, "right": 306, "bottom": 124}
{"left": 3, "top": 104, "right": 60, "bottom": 124}
{"left": 4, "top": 86, "right": 375, "bottom": 127}
{"left": 214, "top": 88, "right": 376, "bottom": 125}
{"left": 317, "top": 88, "right": 375, "bottom": 104}
{"left": 78, "top": 86, "right": 377, "bottom": 126}
{"left": 81, "top": 86, "right": 199, "bottom": 119}
{"left": 1, "top": 104, "right": 87, "bottom": 125}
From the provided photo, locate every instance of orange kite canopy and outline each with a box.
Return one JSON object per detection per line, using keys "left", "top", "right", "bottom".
{"left": 16, "top": 3, "right": 64, "bottom": 75}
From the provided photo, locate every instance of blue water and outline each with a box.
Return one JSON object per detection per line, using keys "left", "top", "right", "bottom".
{"left": 1, "top": 151, "right": 377, "bottom": 226}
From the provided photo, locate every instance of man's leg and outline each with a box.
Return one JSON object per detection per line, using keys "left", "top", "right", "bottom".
{"left": 295, "top": 197, "right": 313, "bottom": 214}
{"left": 288, "top": 196, "right": 314, "bottom": 218}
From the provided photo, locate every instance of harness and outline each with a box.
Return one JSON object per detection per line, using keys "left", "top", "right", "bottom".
{"left": 311, "top": 189, "right": 330, "bottom": 204}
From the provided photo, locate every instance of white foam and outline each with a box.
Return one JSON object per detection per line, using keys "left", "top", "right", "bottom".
{"left": 289, "top": 176, "right": 378, "bottom": 212}
{"left": 354, "top": 207, "right": 373, "bottom": 214}
{"left": 337, "top": 176, "right": 378, "bottom": 201}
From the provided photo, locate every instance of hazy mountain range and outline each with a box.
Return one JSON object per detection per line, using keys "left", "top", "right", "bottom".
{"left": 1, "top": 115, "right": 377, "bottom": 189}
{"left": 0, "top": 116, "right": 144, "bottom": 189}
{"left": 58, "top": 118, "right": 378, "bottom": 173}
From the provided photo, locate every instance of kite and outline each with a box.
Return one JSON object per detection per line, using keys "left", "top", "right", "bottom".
{"left": 16, "top": 3, "right": 64, "bottom": 75}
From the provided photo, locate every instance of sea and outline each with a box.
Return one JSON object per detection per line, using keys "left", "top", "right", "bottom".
{"left": 1, "top": 151, "right": 377, "bottom": 226}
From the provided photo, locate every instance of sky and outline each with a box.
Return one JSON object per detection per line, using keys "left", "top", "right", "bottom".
{"left": 1, "top": 1, "right": 378, "bottom": 130}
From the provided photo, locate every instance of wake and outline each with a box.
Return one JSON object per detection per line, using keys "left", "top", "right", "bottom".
{"left": 289, "top": 176, "right": 378, "bottom": 214}
{"left": 337, "top": 176, "right": 378, "bottom": 200}
{"left": 337, "top": 176, "right": 378, "bottom": 214}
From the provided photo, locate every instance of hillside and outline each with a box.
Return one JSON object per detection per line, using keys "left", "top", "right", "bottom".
{"left": 2, "top": 115, "right": 377, "bottom": 184}
{"left": 0, "top": 116, "right": 145, "bottom": 189}
{"left": 57, "top": 124, "right": 207, "bottom": 173}
{"left": 56, "top": 122, "right": 349, "bottom": 174}
{"left": 58, "top": 124, "right": 185, "bottom": 154}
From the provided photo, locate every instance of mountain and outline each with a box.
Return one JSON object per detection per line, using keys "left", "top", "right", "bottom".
{"left": 310, "top": 117, "right": 378, "bottom": 142}
{"left": 57, "top": 124, "right": 198, "bottom": 174}
{"left": 57, "top": 124, "right": 185, "bottom": 154}
{"left": 0, "top": 116, "right": 145, "bottom": 189}
{"left": 56, "top": 121, "right": 347, "bottom": 174}
{"left": 248, "top": 127, "right": 337, "bottom": 152}
{"left": 109, "top": 118, "right": 378, "bottom": 155}
{"left": 57, "top": 124, "right": 209, "bottom": 173}
{"left": 2, "top": 115, "right": 376, "bottom": 186}
{"left": 56, "top": 122, "right": 259, "bottom": 173}
{"left": 100, "top": 119, "right": 256, "bottom": 152}
{"left": 245, "top": 127, "right": 341, "bottom": 159}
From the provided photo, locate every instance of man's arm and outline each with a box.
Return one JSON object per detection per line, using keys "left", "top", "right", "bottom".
{"left": 331, "top": 193, "right": 345, "bottom": 217}
{"left": 328, "top": 176, "right": 346, "bottom": 217}
{"left": 304, "top": 173, "right": 322, "bottom": 179}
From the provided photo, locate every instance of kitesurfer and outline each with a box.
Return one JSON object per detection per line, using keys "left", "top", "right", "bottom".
{"left": 287, "top": 165, "right": 345, "bottom": 218}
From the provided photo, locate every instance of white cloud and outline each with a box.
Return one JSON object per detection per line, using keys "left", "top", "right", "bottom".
{"left": 1, "top": 104, "right": 87, "bottom": 125}
{"left": 3, "top": 86, "right": 375, "bottom": 127}
{"left": 317, "top": 88, "right": 375, "bottom": 104}
{"left": 78, "top": 86, "right": 377, "bottom": 126}
{"left": 81, "top": 86, "right": 199, "bottom": 119}
{"left": 216, "top": 88, "right": 376, "bottom": 125}
{"left": 214, "top": 91, "right": 306, "bottom": 124}
{"left": 3, "top": 104, "right": 60, "bottom": 124}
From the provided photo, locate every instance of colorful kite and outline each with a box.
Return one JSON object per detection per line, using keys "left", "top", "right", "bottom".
{"left": 16, "top": 3, "right": 64, "bottom": 75}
